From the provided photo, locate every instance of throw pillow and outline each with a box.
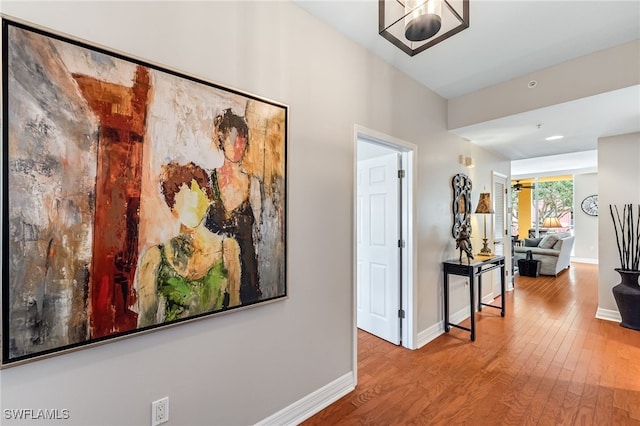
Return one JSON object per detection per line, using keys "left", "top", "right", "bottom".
{"left": 552, "top": 238, "right": 564, "bottom": 250}
{"left": 524, "top": 238, "right": 542, "bottom": 247}
{"left": 539, "top": 234, "right": 559, "bottom": 249}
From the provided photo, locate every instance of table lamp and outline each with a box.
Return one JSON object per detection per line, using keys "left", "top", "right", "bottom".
{"left": 475, "top": 191, "right": 494, "bottom": 256}
{"left": 542, "top": 217, "right": 561, "bottom": 229}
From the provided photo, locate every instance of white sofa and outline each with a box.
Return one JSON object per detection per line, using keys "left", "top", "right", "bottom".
{"left": 514, "top": 232, "right": 574, "bottom": 276}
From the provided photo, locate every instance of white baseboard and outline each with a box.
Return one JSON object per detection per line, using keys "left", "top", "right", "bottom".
{"left": 416, "top": 321, "right": 443, "bottom": 349}
{"left": 415, "top": 294, "right": 506, "bottom": 348}
{"left": 595, "top": 307, "right": 621, "bottom": 323}
{"left": 416, "top": 304, "right": 476, "bottom": 349}
{"left": 256, "top": 372, "right": 355, "bottom": 426}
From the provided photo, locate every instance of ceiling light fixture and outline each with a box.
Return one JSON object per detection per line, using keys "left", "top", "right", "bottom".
{"left": 379, "top": 0, "right": 469, "bottom": 57}
{"left": 545, "top": 135, "right": 564, "bottom": 141}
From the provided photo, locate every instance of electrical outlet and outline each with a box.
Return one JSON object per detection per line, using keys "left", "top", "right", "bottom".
{"left": 151, "top": 397, "right": 169, "bottom": 426}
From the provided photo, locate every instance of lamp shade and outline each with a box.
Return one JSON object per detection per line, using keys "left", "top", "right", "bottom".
{"left": 474, "top": 192, "right": 493, "bottom": 214}
{"left": 542, "top": 217, "right": 561, "bottom": 228}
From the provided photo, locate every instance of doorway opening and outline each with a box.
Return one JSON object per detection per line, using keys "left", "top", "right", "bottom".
{"left": 492, "top": 172, "right": 510, "bottom": 293}
{"left": 354, "top": 125, "right": 416, "bottom": 360}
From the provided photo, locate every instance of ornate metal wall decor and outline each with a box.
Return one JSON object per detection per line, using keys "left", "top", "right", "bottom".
{"left": 452, "top": 173, "right": 472, "bottom": 238}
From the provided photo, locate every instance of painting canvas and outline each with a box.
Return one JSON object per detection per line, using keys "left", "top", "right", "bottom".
{"left": 2, "top": 20, "right": 287, "bottom": 366}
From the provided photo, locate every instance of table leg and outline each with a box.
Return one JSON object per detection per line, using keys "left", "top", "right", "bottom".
{"left": 500, "top": 262, "right": 506, "bottom": 317}
{"left": 469, "top": 269, "right": 475, "bottom": 341}
{"left": 444, "top": 268, "right": 450, "bottom": 332}
{"left": 477, "top": 268, "right": 483, "bottom": 312}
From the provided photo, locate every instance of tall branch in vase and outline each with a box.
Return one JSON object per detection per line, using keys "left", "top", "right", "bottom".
{"left": 610, "top": 204, "right": 640, "bottom": 271}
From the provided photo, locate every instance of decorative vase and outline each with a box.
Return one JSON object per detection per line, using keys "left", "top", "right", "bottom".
{"left": 612, "top": 268, "right": 640, "bottom": 331}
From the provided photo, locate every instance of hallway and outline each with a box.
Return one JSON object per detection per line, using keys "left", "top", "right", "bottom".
{"left": 303, "top": 263, "right": 640, "bottom": 425}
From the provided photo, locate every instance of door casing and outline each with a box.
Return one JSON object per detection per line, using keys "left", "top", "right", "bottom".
{"left": 353, "top": 124, "right": 417, "bottom": 379}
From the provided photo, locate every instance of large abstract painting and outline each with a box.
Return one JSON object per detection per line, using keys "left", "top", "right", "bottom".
{"left": 1, "top": 19, "right": 287, "bottom": 366}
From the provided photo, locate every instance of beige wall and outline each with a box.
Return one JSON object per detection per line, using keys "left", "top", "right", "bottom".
{"left": 598, "top": 133, "right": 640, "bottom": 312}
{"left": 0, "top": 1, "right": 508, "bottom": 425}
{"left": 574, "top": 173, "right": 599, "bottom": 261}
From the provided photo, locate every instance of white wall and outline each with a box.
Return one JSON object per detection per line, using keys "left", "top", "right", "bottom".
{"left": 0, "top": 2, "right": 508, "bottom": 425}
{"left": 598, "top": 133, "right": 640, "bottom": 312}
{"left": 574, "top": 173, "right": 599, "bottom": 262}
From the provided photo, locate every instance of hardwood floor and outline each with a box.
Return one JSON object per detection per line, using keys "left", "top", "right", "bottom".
{"left": 302, "top": 263, "right": 640, "bottom": 425}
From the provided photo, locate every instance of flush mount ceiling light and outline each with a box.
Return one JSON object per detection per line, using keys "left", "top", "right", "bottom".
{"left": 545, "top": 135, "right": 564, "bottom": 141}
{"left": 379, "top": 0, "right": 469, "bottom": 57}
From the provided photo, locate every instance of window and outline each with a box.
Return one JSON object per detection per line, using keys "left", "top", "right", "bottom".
{"left": 511, "top": 176, "right": 573, "bottom": 238}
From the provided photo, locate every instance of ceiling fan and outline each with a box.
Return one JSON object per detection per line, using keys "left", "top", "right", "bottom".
{"left": 512, "top": 180, "right": 536, "bottom": 192}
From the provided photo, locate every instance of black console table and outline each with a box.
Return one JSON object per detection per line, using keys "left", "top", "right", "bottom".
{"left": 443, "top": 255, "right": 506, "bottom": 341}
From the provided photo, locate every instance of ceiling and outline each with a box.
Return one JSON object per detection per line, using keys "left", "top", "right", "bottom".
{"left": 294, "top": 0, "right": 640, "bottom": 169}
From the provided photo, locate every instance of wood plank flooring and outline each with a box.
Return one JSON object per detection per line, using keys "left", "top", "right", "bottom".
{"left": 302, "top": 263, "right": 640, "bottom": 425}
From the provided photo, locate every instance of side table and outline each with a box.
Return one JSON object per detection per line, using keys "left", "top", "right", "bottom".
{"left": 443, "top": 255, "right": 506, "bottom": 341}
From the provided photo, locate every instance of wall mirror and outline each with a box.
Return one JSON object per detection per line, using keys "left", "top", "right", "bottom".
{"left": 452, "top": 173, "right": 472, "bottom": 238}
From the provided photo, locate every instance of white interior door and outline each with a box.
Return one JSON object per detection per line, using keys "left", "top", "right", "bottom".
{"left": 357, "top": 152, "right": 401, "bottom": 345}
{"left": 493, "top": 173, "right": 508, "bottom": 294}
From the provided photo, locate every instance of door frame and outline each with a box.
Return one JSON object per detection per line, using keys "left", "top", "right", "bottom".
{"left": 352, "top": 124, "right": 417, "bottom": 375}
{"left": 493, "top": 171, "right": 513, "bottom": 292}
